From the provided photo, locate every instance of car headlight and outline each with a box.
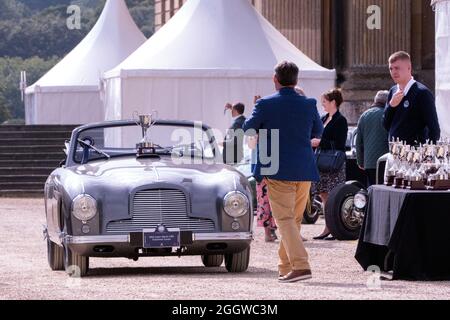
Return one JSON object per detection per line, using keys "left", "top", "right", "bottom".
{"left": 72, "top": 194, "right": 97, "bottom": 221}
{"left": 223, "top": 191, "right": 249, "bottom": 218}
{"left": 354, "top": 192, "right": 367, "bottom": 210}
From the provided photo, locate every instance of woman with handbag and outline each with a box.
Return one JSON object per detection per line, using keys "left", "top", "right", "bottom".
{"left": 311, "top": 89, "right": 348, "bottom": 240}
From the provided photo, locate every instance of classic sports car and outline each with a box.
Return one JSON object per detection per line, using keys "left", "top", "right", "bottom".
{"left": 44, "top": 118, "right": 254, "bottom": 277}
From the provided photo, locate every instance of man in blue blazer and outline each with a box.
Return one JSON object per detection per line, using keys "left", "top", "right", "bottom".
{"left": 243, "top": 61, "right": 324, "bottom": 283}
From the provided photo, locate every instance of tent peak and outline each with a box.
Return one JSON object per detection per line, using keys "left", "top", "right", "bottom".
{"left": 110, "top": 0, "right": 334, "bottom": 78}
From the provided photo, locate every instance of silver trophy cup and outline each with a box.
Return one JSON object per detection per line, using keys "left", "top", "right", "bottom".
{"left": 134, "top": 111, "right": 158, "bottom": 155}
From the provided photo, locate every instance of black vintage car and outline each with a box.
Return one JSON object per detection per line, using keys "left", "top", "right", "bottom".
{"left": 296, "top": 127, "right": 369, "bottom": 229}
{"left": 322, "top": 127, "right": 387, "bottom": 240}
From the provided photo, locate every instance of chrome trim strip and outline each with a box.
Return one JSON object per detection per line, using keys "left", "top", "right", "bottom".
{"left": 66, "top": 235, "right": 129, "bottom": 244}
{"left": 66, "top": 232, "right": 253, "bottom": 245}
{"left": 193, "top": 232, "right": 253, "bottom": 241}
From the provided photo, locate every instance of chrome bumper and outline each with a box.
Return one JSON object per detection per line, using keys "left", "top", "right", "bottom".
{"left": 65, "top": 232, "right": 254, "bottom": 245}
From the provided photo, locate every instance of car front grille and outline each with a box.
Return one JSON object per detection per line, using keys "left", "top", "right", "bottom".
{"left": 106, "top": 189, "right": 215, "bottom": 233}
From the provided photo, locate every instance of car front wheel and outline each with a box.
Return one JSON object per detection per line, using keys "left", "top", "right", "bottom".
{"left": 325, "top": 183, "right": 364, "bottom": 240}
{"left": 201, "top": 255, "right": 224, "bottom": 267}
{"left": 64, "top": 245, "right": 89, "bottom": 277}
{"left": 47, "top": 238, "right": 64, "bottom": 271}
{"left": 225, "top": 247, "right": 250, "bottom": 273}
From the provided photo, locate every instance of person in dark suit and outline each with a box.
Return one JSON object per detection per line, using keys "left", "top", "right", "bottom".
{"left": 222, "top": 103, "right": 246, "bottom": 164}
{"left": 383, "top": 51, "right": 440, "bottom": 145}
{"left": 312, "top": 89, "right": 348, "bottom": 240}
{"left": 244, "top": 61, "right": 323, "bottom": 283}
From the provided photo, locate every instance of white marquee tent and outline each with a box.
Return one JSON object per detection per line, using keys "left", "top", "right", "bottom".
{"left": 104, "top": 0, "right": 336, "bottom": 135}
{"left": 25, "top": 0, "right": 146, "bottom": 125}
{"left": 434, "top": 0, "right": 450, "bottom": 138}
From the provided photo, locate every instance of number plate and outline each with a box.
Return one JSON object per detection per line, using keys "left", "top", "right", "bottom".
{"left": 143, "top": 228, "right": 181, "bottom": 248}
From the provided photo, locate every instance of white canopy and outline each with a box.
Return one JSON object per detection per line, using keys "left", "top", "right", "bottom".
{"left": 25, "top": 0, "right": 146, "bottom": 125}
{"left": 104, "top": 0, "right": 336, "bottom": 134}
{"left": 434, "top": 0, "right": 450, "bottom": 138}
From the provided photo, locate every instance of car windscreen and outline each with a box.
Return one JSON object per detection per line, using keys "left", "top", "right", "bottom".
{"left": 73, "top": 123, "right": 216, "bottom": 164}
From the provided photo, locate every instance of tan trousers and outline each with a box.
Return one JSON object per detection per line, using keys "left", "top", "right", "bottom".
{"left": 266, "top": 179, "right": 311, "bottom": 274}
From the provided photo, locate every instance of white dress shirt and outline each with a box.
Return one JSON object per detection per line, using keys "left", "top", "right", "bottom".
{"left": 397, "top": 77, "right": 417, "bottom": 96}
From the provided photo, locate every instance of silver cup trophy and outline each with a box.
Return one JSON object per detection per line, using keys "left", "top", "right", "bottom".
{"left": 134, "top": 111, "right": 158, "bottom": 156}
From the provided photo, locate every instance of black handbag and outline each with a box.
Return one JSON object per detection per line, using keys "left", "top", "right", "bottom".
{"left": 314, "top": 144, "right": 346, "bottom": 173}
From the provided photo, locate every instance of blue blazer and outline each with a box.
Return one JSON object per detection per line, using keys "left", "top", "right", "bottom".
{"left": 243, "top": 87, "right": 324, "bottom": 182}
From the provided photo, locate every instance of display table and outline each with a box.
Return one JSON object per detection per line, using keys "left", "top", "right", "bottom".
{"left": 355, "top": 185, "right": 450, "bottom": 281}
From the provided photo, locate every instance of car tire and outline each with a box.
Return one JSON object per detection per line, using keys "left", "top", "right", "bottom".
{"left": 64, "top": 245, "right": 89, "bottom": 277}
{"left": 325, "top": 183, "right": 362, "bottom": 241}
{"left": 47, "top": 238, "right": 64, "bottom": 271}
{"left": 225, "top": 247, "right": 250, "bottom": 273}
{"left": 201, "top": 255, "right": 224, "bottom": 267}
{"left": 302, "top": 195, "right": 321, "bottom": 225}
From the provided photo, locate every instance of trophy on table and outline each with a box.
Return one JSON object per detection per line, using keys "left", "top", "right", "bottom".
{"left": 385, "top": 138, "right": 402, "bottom": 186}
{"left": 384, "top": 137, "right": 450, "bottom": 190}
{"left": 134, "top": 111, "right": 159, "bottom": 157}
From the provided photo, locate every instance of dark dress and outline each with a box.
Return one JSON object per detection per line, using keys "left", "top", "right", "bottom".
{"left": 315, "top": 111, "right": 348, "bottom": 194}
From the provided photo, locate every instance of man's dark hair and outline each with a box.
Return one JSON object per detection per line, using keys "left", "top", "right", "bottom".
{"left": 233, "top": 103, "right": 245, "bottom": 115}
{"left": 274, "top": 61, "right": 299, "bottom": 87}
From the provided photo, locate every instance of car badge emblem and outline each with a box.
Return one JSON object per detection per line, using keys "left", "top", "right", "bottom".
{"left": 403, "top": 100, "right": 410, "bottom": 108}
{"left": 156, "top": 224, "right": 167, "bottom": 233}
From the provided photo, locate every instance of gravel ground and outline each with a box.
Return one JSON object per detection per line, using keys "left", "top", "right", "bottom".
{"left": 0, "top": 198, "right": 449, "bottom": 300}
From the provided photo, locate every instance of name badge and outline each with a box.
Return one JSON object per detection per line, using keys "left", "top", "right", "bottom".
{"left": 403, "top": 100, "right": 410, "bottom": 109}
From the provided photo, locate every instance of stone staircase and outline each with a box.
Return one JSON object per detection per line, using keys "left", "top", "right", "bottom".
{"left": 0, "top": 125, "right": 77, "bottom": 198}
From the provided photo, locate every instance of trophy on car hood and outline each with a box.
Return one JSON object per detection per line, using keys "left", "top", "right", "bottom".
{"left": 134, "top": 111, "right": 158, "bottom": 157}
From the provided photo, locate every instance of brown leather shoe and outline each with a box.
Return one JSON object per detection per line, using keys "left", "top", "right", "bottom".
{"left": 278, "top": 269, "right": 312, "bottom": 283}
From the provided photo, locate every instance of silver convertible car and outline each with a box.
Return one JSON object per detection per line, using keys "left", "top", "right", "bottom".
{"left": 44, "top": 118, "right": 253, "bottom": 277}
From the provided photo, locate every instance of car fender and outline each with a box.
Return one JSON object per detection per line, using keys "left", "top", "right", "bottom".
{"left": 345, "top": 180, "right": 366, "bottom": 191}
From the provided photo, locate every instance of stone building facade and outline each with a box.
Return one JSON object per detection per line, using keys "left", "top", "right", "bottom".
{"left": 154, "top": 0, "right": 435, "bottom": 124}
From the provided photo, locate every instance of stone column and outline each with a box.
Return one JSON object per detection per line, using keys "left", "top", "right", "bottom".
{"left": 256, "top": 0, "right": 324, "bottom": 65}
{"left": 339, "top": 0, "right": 413, "bottom": 124}
{"left": 346, "top": 0, "right": 411, "bottom": 67}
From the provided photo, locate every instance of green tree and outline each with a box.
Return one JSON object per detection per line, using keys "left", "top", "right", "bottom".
{"left": 0, "top": 0, "right": 155, "bottom": 122}
{"left": 0, "top": 0, "right": 29, "bottom": 20}
{"left": 0, "top": 5, "right": 99, "bottom": 59}
{"left": 0, "top": 56, "right": 60, "bottom": 121}
{"left": 0, "top": 1, "right": 154, "bottom": 59}
{"left": 128, "top": 0, "right": 155, "bottom": 37}
{"left": 0, "top": 84, "right": 12, "bottom": 123}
